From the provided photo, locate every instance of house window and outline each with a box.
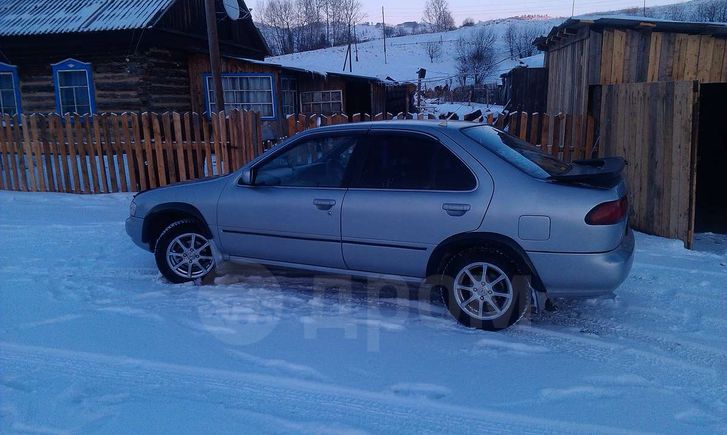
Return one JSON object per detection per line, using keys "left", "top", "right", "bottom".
{"left": 281, "top": 77, "right": 298, "bottom": 115}
{"left": 301, "top": 90, "right": 343, "bottom": 114}
{"left": 0, "top": 62, "right": 21, "bottom": 116}
{"left": 205, "top": 74, "right": 275, "bottom": 118}
{"left": 52, "top": 59, "right": 96, "bottom": 115}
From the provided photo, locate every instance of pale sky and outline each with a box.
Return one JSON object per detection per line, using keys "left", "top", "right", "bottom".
{"left": 364, "top": 0, "right": 690, "bottom": 25}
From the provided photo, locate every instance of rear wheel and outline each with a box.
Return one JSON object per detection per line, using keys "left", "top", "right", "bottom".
{"left": 154, "top": 220, "right": 216, "bottom": 284}
{"left": 441, "top": 248, "right": 529, "bottom": 330}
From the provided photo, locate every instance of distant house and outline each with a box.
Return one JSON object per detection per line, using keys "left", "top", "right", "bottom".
{"left": 0, "top": 0, "right": 397, "bottom": 139}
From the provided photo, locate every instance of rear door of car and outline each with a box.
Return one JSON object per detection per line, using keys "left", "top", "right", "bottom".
{"left": 340, "top": 129, "right": 492, "bottom": 278}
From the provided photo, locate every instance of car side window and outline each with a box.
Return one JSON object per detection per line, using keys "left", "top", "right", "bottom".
{"left": 352, "top": 134, "right": 476, "bottom": 191}
{"left": 254, "top": 135, "right": 359, "bottom": 187}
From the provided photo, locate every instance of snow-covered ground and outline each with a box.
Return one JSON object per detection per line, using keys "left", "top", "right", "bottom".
{"left": 269, "top": 18, "right": 560, "bottom": 85}
{"left": 1, "top": 191, "right": 726, "bottom": 433}
{"left": 422, "top": 101, "right": 504, "bottom": 119}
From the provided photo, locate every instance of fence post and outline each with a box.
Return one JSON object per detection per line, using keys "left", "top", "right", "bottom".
{"left": 494, "top": 112, "right": 506, "bottom": 129}
{"left": 573, "top": 115, "right": 584, "bottom": 160}
{"left": 161, "top": 112, "right": 176, "bottom": 183}
{"left": 540, "top": 113, "right": 551, "bottom": 153}
{"left": 563, "top": 114, "right": 573, "bottom": 161}
{"left": 90, "top": 115, "right": 104, "bottom": 193}
{"left": 129, "top": 113, "right": 145, "bottom": 191}
{"left": 518, "top": 112, "right": 529, "bottom": 140}
{"left": 118, "top": 113, "right": 134, "bottom": 192}
{"left": 152, "top": 113, "right": 168, "bottom": 185}
{"left": 141, "top": 113, "right": 157, "bottom": 188}
{"left": 552, "top": 113, "right": 563, "bottom": 158}
{"left": 585, "top": 115, "right": 596, "bottom": 159}
{"left": 200, "top": 113, "right": 213, "bottom": 177}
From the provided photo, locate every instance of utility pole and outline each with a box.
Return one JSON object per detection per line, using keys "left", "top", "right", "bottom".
{"left": 643, "top": 0, "right": 647, "bottom": 16}
{"left": 571, "top": 0, "right": 576, "bottom": 17}
{"left": 205, "top": 0, "right": 224, "bottom": 112}
{"left": 353, "top": 24, "right": 359, "bottom": 62}
{"left": 382, "top": 6, "right": 388, "bottom": 64}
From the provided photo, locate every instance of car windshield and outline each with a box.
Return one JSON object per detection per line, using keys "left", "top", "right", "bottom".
{"left": 461, "top": 125, "right": 571, "bottom": 179}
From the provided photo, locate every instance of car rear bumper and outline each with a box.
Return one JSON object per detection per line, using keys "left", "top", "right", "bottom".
{"left": 125, "top": 216, "right": 149, "bottom": 251}
{"left": 528, "top": 228, "right": 635, "bottom": 298}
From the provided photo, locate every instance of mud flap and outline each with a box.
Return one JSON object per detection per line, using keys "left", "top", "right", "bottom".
{"left": 530, "top": 286, "right": 550, "bottom": 314}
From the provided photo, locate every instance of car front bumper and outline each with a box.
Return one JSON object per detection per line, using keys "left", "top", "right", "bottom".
{"left": 528, "top": 228, "right": 635, "bottom": 298}
{"left": 125, "top": 216, "right": 149, "bottom": 251}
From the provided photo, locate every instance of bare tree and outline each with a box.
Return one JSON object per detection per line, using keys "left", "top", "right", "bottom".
{"left": 321, "top": 0, "right": 364, "bottom": 46}
{"left": 456, "top": 27, "right": 498, "bottom": 86}
{"left": 257, "top": 0, "right": 298, "bottom": 54}
{"left": 692, "top": 0, "right": 727, "bottom": 22}
{"left": 297, "top": 0, "right": 327, "bottom": 51}
{"left": 423, "top": 0, "right": 456, "bottom": 32}
{"left": 257, "top": 0, "right": 363, "bottom": 53}
{"left": 424, "top": 38, "right": 443, "bottom": 63}
{"left": 461, "top": 17, "right": 475, "bottom": 27}
{"left": 504, "top": 22, "right": 546, "bottom": 60}
{"left": 663, "top": 3, "right": 688, "bottom": 21}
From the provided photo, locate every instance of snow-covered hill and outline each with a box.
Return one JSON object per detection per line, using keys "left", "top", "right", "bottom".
{"left": 269, "top": 17, "right": 559, "bottom": 85}
{"left": 263, "top": 0, "right": 726, "bottom": 86}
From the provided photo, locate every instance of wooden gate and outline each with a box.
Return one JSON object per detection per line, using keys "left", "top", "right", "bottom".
{"left": 597, "top": 80, "right": 699, "bottom": 248}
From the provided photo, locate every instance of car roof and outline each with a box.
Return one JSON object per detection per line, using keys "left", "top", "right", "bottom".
{"left": 305, "top": 119, "right": 490, "bottom": 134}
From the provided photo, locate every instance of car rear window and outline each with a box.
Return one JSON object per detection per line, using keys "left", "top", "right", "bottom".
{"left": 461, "top": 125, "right": 571, "bottom": 179}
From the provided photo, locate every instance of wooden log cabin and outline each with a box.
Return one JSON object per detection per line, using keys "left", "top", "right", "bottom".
{"left": 0, "top": 0, "right": 396, "bottom": 139}
{"left": 536, "top": 16, "right": 727, "bottom": 247}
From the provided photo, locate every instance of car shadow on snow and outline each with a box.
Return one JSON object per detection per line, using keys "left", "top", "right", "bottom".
{"left": 193, "top": 261, "right": 612, "bottom": 333}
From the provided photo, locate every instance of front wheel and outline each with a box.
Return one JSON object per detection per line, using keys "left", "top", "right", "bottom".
{"left": 441, "top": 248, "right": 530, "bottom": 331}
{"left": 154, "top": 220, "right": 216, "bottom": 284}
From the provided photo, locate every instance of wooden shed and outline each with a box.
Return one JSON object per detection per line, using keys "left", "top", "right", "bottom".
{"left": 536, "top": 16, "right": 727, "bottom": 247}
{"left": 499, "top": 66, "right": 548, "bottom": 113}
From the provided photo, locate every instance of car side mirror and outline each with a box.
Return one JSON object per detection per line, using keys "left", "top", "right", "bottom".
{"left": 238, "top": 168, "right": 254, "bottom": 186}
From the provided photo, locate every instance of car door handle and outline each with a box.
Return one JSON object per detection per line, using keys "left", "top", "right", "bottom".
{"left": 313, "top": 199, "right": 337, "bottom": 210}
{"left": 442, "top": 203, "right": 471, "bottom": 216}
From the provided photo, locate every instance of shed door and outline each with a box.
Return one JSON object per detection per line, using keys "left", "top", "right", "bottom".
{"left": 596, "top": 80, "right": 699, "bottom": 248}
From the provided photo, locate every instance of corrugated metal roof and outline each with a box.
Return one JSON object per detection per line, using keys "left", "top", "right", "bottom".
{"left": 0, "top": 0, "right": 176, "bottom": 36}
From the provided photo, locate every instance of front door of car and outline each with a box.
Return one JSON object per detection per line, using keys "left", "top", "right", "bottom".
{"left": 341, "top": 131, "right": 492, "bottom": 278}
{"left": 217, "top": 132, "right": 365, "bottom": 269}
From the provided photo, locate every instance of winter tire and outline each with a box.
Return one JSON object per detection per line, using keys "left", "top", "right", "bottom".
{"left": 441, "top": 248, "right": 530, "bottom": 331}
{"left": 154, "top": 219, "right": 216, "bottom": 284}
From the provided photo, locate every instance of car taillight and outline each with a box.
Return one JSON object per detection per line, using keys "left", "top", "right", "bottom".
{"left": 585, "top": 197, "right": 628, "bottom": 225}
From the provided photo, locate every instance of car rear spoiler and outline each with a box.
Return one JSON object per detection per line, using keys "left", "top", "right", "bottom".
{"left": 548, "top": 157, "right": 626, "bottom": 188}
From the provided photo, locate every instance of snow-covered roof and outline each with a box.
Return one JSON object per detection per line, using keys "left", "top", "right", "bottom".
{"left": 537, "top": 15, "right": 727, "bottom": 49}
{"left": 518, "top": 53, "right": 544, "bottom": 68}
{"left": 236, "top": 57, "right": 389, "bottom": 84}
{"left": 0, "top": 0, "right": 175, "bottom": 36}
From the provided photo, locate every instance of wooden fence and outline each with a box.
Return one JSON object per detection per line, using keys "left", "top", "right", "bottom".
{"left": 286, "top": 110, "right": 597, "bottom": 162}
{"left": 0, "top": 110, "right": 263, "bottom": 193}
{"left": 0, "top": 108, "right": 598, "bottom": 194}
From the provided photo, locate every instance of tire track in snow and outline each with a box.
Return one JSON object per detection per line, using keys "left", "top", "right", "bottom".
{"left": 504, "top": 324, "right": 727, "bottom": 424}
{"left": 0, "top": 342, "right": 646, "bottom": 435}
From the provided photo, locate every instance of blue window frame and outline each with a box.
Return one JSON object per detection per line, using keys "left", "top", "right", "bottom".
{"left": 0, "top": 62, "right": 22, "bottom": 116}
{"left": 203, "top": 73, "right": 277, "bottom": 119}
{"left": 52, "top": 58, "right": 96, "bottom": 115}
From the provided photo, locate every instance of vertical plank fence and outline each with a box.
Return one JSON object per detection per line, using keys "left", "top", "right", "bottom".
{"left": 0, "top": 110, "right": 264, "bottom": 193}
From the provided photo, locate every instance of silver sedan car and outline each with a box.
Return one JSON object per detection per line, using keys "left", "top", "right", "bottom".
{"left": 126, "top": 121, "right": 634, "bottom": 330}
